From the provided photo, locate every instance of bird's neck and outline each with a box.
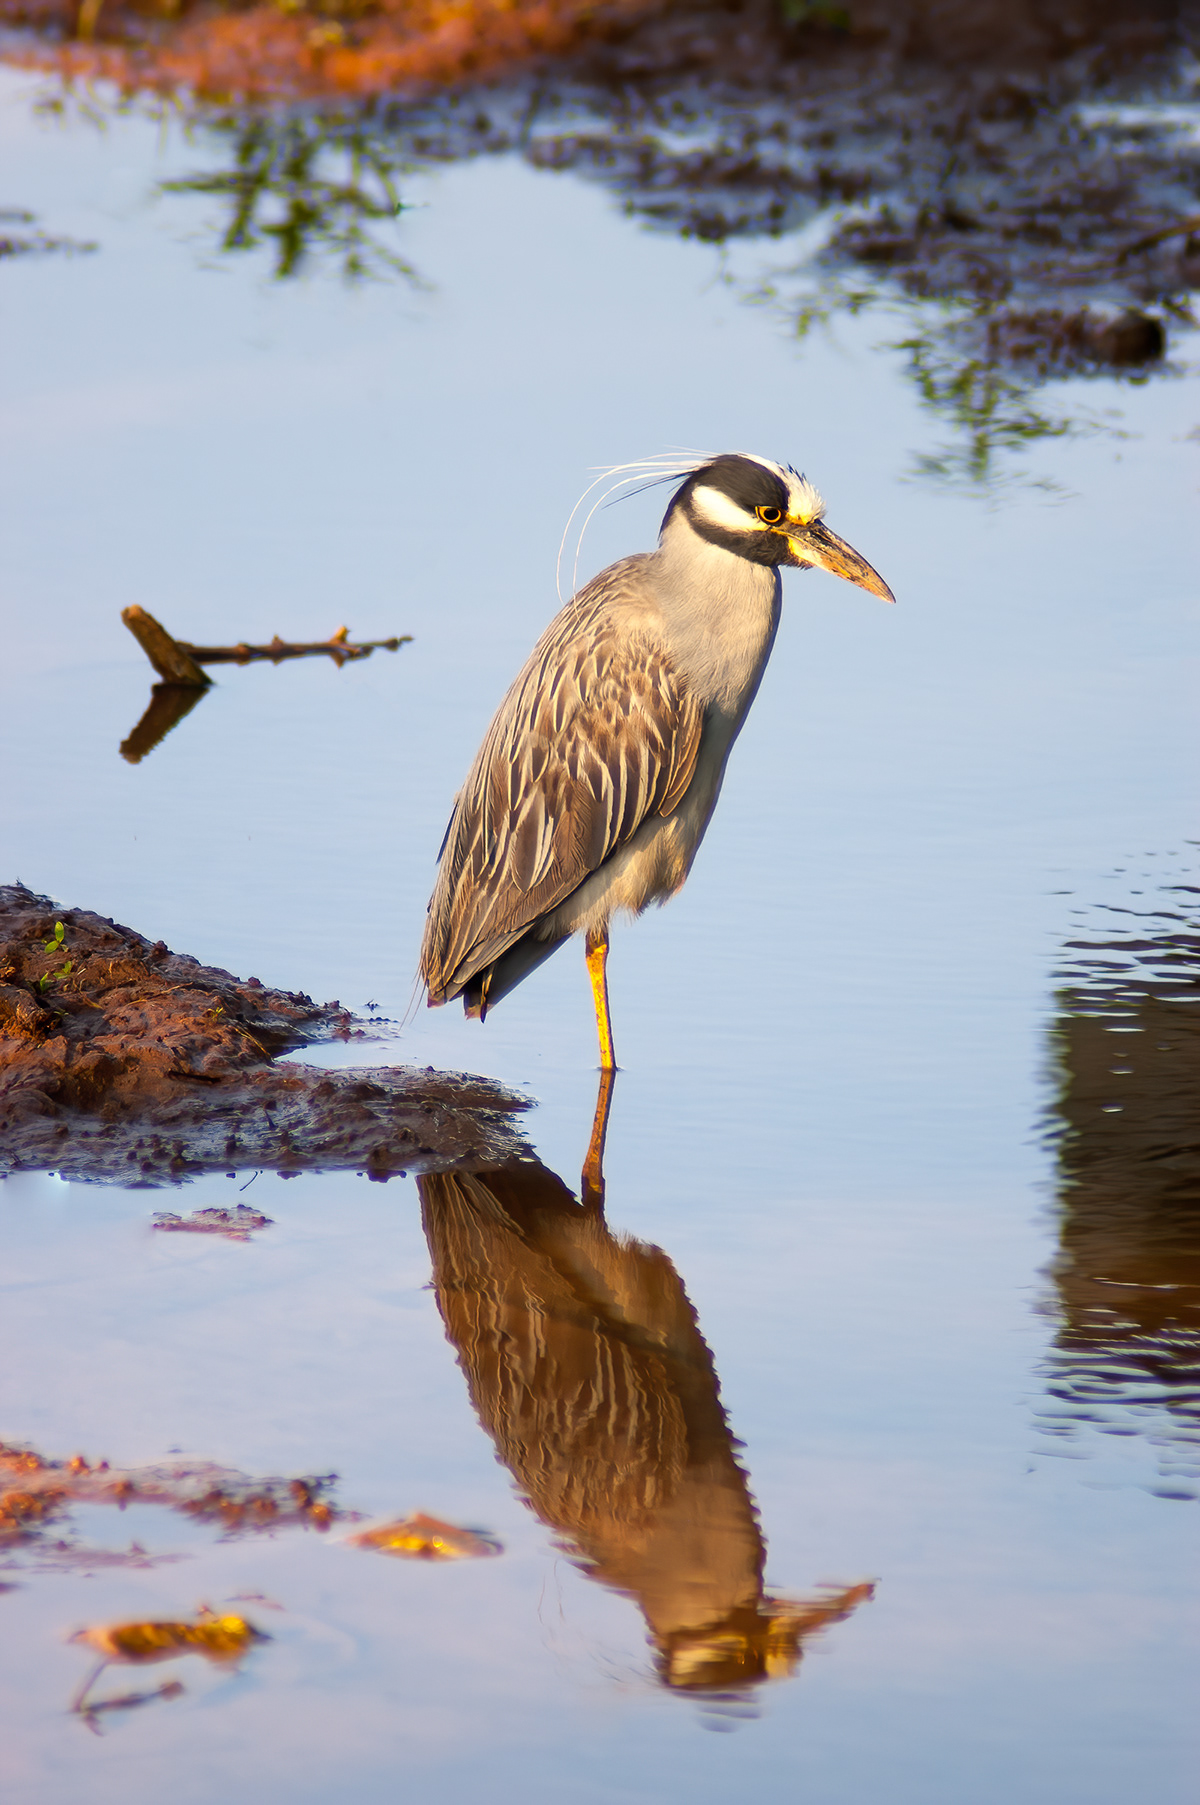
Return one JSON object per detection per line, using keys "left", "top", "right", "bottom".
{"left": 648, "top": 514, "right": 782, "bottom": 716}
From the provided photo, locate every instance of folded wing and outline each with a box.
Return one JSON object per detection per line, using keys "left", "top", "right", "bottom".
{"left": 422, "top": 576, "right": 703, "bottom": 1002}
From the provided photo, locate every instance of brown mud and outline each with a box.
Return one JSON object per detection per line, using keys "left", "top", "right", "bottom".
{"left": 0, "top": 883, "right": 528, "bottom": 1185}
{"left": 0, "top": 1439, "right": 347, "bottom": 1564}
{"left": 0, "top": 0, "right": 1191, "bottom": 106}
{"left": 0, "top": 1433, "right": 500, "bottom": 1571}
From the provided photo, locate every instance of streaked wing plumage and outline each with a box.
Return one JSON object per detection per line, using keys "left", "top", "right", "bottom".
{"left": 422, "top": 558, "right": 703, "bottom": 1000}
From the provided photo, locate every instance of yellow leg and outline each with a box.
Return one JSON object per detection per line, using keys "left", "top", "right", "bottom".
{"left": 581, "top": 1066, "right": 615, "bottom": 1211}
{"left": 584, "top": 926, "right": 617, "bottom": 1073}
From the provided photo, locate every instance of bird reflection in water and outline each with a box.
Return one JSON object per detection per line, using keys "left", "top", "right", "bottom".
{"left": 417, "top": 1074, "right": 872, "bottom": 1699}
{"left": 1041, "top": 875, "right": 1200, "bottom": 1498}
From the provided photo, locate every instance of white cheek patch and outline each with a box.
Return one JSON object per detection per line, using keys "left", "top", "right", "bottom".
{"left": 690, "top": 484, "right": 765, "bottom": 534}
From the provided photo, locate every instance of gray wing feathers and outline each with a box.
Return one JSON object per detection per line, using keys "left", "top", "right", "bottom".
{"left": 422, "top": 568, "right": 702, "bottom": 1000}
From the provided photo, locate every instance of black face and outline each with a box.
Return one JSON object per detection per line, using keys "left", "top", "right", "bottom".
{"left": 662, "top": 455, "right": 792, "bottom": 565}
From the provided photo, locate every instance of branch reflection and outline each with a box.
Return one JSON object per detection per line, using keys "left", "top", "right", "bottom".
{"left": 418, "top": 1080, "right": 872, "bottom": 1698}
{"left": 1040, "top": 871, "right": 1200, "bottom": 1499}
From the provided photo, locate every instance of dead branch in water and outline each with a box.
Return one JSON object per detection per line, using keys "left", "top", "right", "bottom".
{"left": 121, "top": 604, "right": 409, "bottom": 678}
{"left": 121, "top": 605, "right": 210, "bottom": 686}
{"left": 180, "top": 624, "right": 412, "bottom": 666}
{"left": 118, "top": 605, "right": 411, "bottom": 761}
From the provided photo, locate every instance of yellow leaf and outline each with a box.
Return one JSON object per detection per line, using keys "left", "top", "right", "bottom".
{"left": 70, "top": 1610, "right": 267, "bottom": 1666}
{"left": 349, "top": 1512, "right": 500, "bottom": 1560}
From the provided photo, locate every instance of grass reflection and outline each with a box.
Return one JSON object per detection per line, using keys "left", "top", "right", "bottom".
{"left": 418, "top": 1080, "right": 872, "bottom": 1700}
{"left": 162, "top": 114, "right": 415, "bottom": 281}
{"left": 897, "top": 316, "right": 1081, "bottom": 492}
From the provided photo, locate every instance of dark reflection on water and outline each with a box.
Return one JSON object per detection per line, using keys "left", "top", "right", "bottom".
{"left": 139, "top": 24, "right": 1200, "bottom": 488}
{"left": 418, "top": 1082, "right": 871, "bottom": 1705}
{"left": 1040, "top": 867, "right": 1200, "bottom": 1499}
{"left": 120, "top": 681, "right": 209, "bottom": 764}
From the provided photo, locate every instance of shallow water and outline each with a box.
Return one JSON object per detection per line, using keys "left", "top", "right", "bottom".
{"left": 1, "top": 66, "right": 1198, "bottom": 1803}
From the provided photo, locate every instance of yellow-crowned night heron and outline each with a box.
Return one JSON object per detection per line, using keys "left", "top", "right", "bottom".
{"left": 421, "top": 453, "right": 894, "bottom": 1068}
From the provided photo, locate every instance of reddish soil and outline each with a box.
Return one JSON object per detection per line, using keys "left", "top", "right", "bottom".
{"left": 0, "top": 884, "right": 528, "bottom": 1185}
{"left": 0, "top": 0, "right": 1189, "bottom": 107}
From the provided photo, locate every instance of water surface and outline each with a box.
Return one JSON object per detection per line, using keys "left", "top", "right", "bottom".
{"left": 1, "top": 67, "right": 1198, "bottom": 1804}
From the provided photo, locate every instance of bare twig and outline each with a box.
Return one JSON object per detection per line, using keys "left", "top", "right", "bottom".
{"left": 179, "top": 625, "right": 411, "bottom": 666}
{"left": 122, "top": 607, "right": 410, "bottom": 676}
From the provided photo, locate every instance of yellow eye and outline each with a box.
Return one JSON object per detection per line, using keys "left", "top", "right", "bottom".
{"left": 756, "top": 506, "right": 783, "bottom": 526}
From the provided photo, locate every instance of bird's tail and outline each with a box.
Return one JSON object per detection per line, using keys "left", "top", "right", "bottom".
{"left": 462, "top": 930, "right": 568, "bottom": 1021}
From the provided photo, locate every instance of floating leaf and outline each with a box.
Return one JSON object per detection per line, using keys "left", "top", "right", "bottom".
{"left": 70, "top": 1608, "right": 268, "bottom": 1666}
{"left": 349, "top": 1513, "right": 501, "bottom": 1560}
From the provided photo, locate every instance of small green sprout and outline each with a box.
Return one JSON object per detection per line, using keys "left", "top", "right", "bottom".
{"left": 37, "top": 921, "right": 73, "bottom": 992}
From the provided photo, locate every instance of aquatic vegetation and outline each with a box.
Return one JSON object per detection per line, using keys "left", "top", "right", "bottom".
{"left": 35, "top": 920, "right": 72, "bottom": 992}
{"left": 160, "top": 114, "right": 419, "bottom": 279}
{"left": 0, "top": 206, "right": 96, "bottom": 257}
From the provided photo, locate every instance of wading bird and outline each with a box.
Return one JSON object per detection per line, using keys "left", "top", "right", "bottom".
{"left": 421, "top": 453, "right": 893, "bottom": 1070}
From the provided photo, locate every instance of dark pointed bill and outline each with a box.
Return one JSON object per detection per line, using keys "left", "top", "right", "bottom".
{"left": 787, "top": 520, "right": 896, "bottom": 603}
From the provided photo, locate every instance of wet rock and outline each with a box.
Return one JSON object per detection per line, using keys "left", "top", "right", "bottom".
{"left": 0, "top": 885, "right": 528, "bottom": 1185}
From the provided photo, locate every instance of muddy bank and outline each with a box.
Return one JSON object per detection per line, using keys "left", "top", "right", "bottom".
{"left": 0, "top": 884, "right": 528, "bottom": 1185}
{"left": 0, "top": 0, "right": 1190, "bottom": 105}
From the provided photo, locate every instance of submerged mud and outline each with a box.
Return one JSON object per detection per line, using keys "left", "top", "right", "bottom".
{"left": 0, "top": 884, "right": 528, "bottom": 1185}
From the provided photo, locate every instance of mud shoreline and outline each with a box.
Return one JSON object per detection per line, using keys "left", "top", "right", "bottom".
{"left": 0, "top": 884, "right": 528, "bottom": 1185}
{"left": 0, "top": 0, "right": 1193, "bottom": 105}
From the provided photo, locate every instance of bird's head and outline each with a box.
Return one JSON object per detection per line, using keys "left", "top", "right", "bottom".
{"left": 662, "top": 453, "right": 894, "bottom": 602}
